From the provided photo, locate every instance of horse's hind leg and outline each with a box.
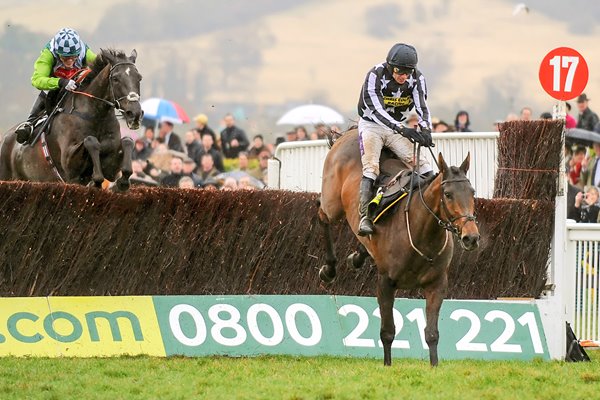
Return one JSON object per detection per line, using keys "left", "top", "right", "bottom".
{"left": 423, "top": 279, "right": 447, "bottom": 367}
{"left": 377, "top": 272, "right": 396, "bottom": 366}
{"left": 83, "top": 136, "right": 104, "bottom": 188}
{"left": 347, "top": 243, "right": 369, "bottom": 269}
{"left": 318, "top": 207, "right": 337, "bottom": 284}
{"left": 115, "top": 137, "right": 134, "bottom": 192}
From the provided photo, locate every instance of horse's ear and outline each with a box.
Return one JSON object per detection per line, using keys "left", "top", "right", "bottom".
{"left": 438, "top": 152, "right": 449, "bottom": 175}
{"left": 460, "top": 152, "right": 471, "bottom": 174}
{"left": 129, "top": 49, "right": 137, "bottom": 63}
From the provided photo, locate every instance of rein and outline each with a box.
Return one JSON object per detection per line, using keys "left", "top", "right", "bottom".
{"left": 70, "top": 61, "right": 140, "bottom": 115}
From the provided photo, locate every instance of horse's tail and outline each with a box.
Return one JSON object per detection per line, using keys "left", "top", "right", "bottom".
{"left": 325, "top": 124, "right": 357, "bottom": 149}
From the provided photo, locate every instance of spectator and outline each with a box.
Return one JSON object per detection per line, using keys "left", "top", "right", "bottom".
{"left": 505, "top": 113, "right": 519, "bottom": 122}
{"left": 221, "top": 177, "right": 238, "bottom": 191}
{"left": 454, "top": 110, "right": 471, "bottom": 132}
{"left": 577, "top": 93, "right": 599, "bottom": 131}
{"left": 236, "top": 152, "right": 250, "bottom": 172}
{"left": 248, "top": 134, "right": 267, "bottom": 159}
{"left": 182, "top": 159, "right": 203, "bottom": 187}
{"left": 540, "top": 112, "right": 552, "bottom": 120}
{"left": 158, "top": 121, "right": 184, "bottom": 152}
{"left": 565, "top": 102, "right": 577, "bottom": 129}
{"left": 143, "top": 126, "right": 155, "bottom": 147}
{"left": 309, "top": 131, "right": 319, "bottom": 140}
{"left": 193, "top": 113, "right": 217, "bottom": 146}
{"left": 433, "top": 120, "right": 450, "bottom": 133}
{"left": 295, "top": 126, "right": 309, "bottom": 141}
{"left": 580, "top": 141, "right": 600, "bottom": 187}
{"left": 574, "top": 186, "right": 600, "bottom": 223}
{"left": 220, "top": 113, "right": 249, "bottom": 159}
{"left": 313, "top": 123, "right": 328, "bottom": 139}
{"left": 199, "top": 153, "right": 219, "bottom": 181}
{"left": 184, "top": 130, "right": 202, "bottom": 162}
{"left": 520, "top": 107, "right": 533, "bottom": 121}
{"left": 249, "top": 149, "right": 270, "bottom": 184}
{"left": 130, "top": 160, "right": 158, "bottom": 186}
{"left": 239, "top": 175, "right": 256, "bottom": 190}
{"left": 202, "top": 178, "right": 219, "bottom": 191}
{"left": 568, "top": 146, "right": 587, "bottom": 188}
{"left": 285, "top": 130, "right": 298, "bottom": 142}
{"left": 132, "top": 138, "right": 152, "bottom": 161}
{"left": 160, "top": 156, "right": 185, "bottom": 187}
{"left": 195, "top": 132, "right": 225, "bottom": 173}
{"left": 178, "top": 176, "right": 195, "bottom": 189}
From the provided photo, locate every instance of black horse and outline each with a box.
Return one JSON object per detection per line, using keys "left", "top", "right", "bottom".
{"left": 0, "top": 49, "right": 143, "bottom": 189}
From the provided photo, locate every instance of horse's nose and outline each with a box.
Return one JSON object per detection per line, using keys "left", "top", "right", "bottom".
{"left": 461, "top": 233, "right": 480, "bottom": 250}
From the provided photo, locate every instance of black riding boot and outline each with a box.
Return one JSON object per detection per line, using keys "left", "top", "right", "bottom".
{"left": 358, "top": 177, "right": 375, "bottom": 236}
{"left": 15, "top": 92, "right": 46, "bottom": 144}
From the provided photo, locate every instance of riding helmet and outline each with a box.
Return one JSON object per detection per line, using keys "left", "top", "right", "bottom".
{"left": 386, "top": 43, "right": 418, "bottom": 71}
{"left": 53, "top": 28, "right": 82, "bottom": 57}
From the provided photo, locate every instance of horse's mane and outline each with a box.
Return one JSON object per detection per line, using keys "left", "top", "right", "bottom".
{"left": 80, "top": 48, "right": 129, "bottom": 88}
{"left": 326, "top": 124, "right": 357, "bottom": 149}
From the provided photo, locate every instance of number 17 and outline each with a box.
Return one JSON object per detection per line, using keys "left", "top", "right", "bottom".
{"left": 549, "top": 55, "right": 579, "bottom": 92}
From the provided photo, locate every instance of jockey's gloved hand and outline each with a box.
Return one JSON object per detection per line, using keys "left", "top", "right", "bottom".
{"left": 58, "top": 78, "right": 77, "bottom": 91}
{"left": 419, "top": 127, "right": 433, "bottom": 147}
{"left": 395, "top": 126, "right": 422, "bottom": 143}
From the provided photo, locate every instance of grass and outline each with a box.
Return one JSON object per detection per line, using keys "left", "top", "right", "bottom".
{"left": 0, "top": 353, "right": 599, "bottom": 400}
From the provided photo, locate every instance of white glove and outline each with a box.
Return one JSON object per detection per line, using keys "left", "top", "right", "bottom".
{"left": 65, "top": 79, "right": 77, "bottom": 91}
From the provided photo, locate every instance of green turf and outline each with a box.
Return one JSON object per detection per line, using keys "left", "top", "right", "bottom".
{"left": 1, "top": 352, "right": 599, "bottom": 400}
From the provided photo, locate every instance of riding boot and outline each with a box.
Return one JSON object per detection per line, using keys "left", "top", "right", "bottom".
{"left": 15, "top": 92, "right": 46, "bottom": 144}
{"left": 358, "top": 177, "right": 375, "bottom": 236}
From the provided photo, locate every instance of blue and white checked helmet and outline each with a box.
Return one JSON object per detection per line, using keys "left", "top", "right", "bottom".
{"left": 53, "top": 28, "right": 82, "bottom": 57}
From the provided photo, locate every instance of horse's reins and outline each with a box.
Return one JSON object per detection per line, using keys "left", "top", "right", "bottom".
{"left": 404, "top": 140, "right": 477, "bottom": 263}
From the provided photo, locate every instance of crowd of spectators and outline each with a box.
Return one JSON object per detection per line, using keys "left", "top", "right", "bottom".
{"left": 129, "top": 112, "right": 336, "bottom": 191}
{"left": 129, "top": 93, "right": 600, "bottom": 213}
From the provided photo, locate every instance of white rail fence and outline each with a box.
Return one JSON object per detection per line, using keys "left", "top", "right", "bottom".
{"left": 268, "top": 132, "right": 499, "bottom": 198}
{"left": 267, "top": 131, "right": 600, "bottom": 347}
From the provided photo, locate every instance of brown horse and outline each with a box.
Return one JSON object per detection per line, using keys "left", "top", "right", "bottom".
{"left": 0, "top": 49, "right": 143, "bottom": 189}
{"left": 318, "top": 128, "right": 480, "bottom": 366}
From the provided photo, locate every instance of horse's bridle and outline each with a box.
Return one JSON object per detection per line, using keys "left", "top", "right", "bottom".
{"left": 71, "top": 61, "right": 141, "bottom": 114}
{"left": 434, "top": 177, "right": 478, "bottom": 237}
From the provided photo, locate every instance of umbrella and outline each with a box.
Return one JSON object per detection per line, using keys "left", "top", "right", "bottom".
{"left": 141, "top": 97, "right": 190, "bottom": 124}
{"left": 276, "top": 104, "right": 344, "bottom": 125}
{"left": 566, "top": 128, "right": 600, "bottom": 147}
{"left": 215, "top": 171, "right": 265, "bottom": 189}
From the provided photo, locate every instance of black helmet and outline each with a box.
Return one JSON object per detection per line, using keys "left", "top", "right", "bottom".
{"left": 386, "top": 43, "right": 418, "bottom": 71}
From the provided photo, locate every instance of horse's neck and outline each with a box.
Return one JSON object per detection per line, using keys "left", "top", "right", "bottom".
{"left": 75, "top": 66, "right": 112, "bottom": 114}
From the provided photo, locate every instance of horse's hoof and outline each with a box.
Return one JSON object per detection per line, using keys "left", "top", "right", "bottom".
{"left": 319, "top": 265, "right": 335, "bottom": 284}
{"left": 347, "top": 252, "right": 364, "bottom": 269}
{"left": 116, "top": 179, "right": 130, "bottom": 192}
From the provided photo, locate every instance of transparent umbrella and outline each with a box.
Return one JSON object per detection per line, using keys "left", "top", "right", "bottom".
{"left": 276, "top": 104, "right": 344, "bottom": 125}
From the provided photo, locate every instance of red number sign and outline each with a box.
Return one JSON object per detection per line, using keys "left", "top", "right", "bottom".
{"left": 539, "top": 47, "right": 588, "bottom": 100}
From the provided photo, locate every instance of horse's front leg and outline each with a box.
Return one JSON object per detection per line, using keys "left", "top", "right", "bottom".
{"left": 423, "top": 277, "right": 447, "bottom": 367}
{"left": 83, "top": 136, "right": 104, "bottom": 187}
{"left": 377, "top": 272, "right": 396, "bottom": 366}
{"left": 115, "top": 136, "right": 134, "bottom": 192}
{"left": 318, "top": 207, "right": 337, "bottom": 283}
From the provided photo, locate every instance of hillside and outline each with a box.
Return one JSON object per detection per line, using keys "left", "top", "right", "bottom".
{"left": 1, "top": 0, "right": 598, "bottom": 137}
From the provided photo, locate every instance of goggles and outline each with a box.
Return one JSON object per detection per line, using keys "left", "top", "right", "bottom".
{"left": 392, "top": 66, "right": 414, "bottom": 75}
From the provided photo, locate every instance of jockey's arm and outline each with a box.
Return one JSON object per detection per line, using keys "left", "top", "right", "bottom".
{"left": 411, "top": 74, "right": 433, "bottom": 131}
{"left": 361, "top": 69, "right": 402, "bottom": 132}
{"left": 31, "top": 48, "right": 61, "bottom": 91}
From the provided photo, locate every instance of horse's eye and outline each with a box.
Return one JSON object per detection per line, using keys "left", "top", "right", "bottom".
{"left": 444, "top": 191, "right": 452, "bottom": 199}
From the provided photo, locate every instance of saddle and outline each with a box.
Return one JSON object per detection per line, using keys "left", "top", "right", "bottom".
{"left": 368, "top": 151, "right": 424, "bottom": 224}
